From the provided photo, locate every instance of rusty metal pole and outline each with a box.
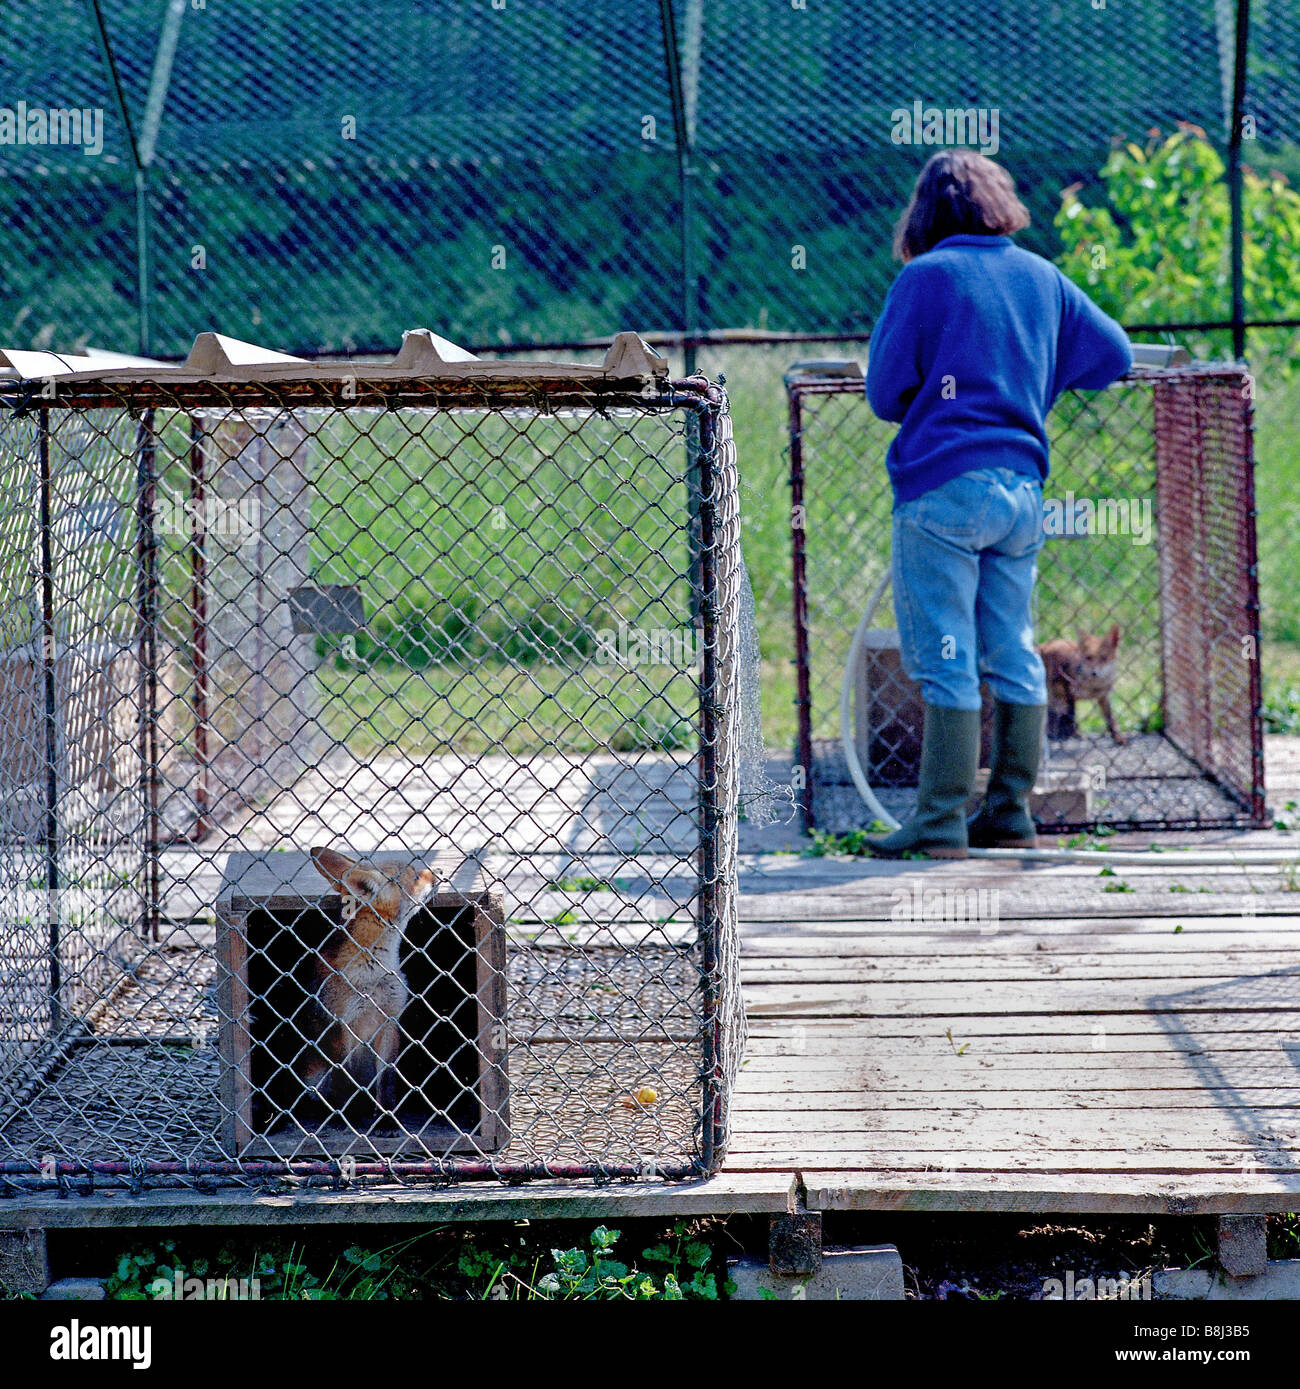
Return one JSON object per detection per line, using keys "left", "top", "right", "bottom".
{"left": 1228, "top": 0, "right": 1251, "bottom": 362}
{"left": 788, "top": 387, "right": 815, "bottom": 831}
{"left": 37, "top": 406, "right": 62, "bottom": 1028}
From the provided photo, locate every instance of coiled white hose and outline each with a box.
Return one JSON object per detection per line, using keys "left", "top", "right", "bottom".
{"left": 839, "top": 568, "right": 901, "bottom": 831}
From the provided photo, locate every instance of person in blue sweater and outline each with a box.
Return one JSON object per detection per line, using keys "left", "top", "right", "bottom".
{"left": 863, "top": 149, "right": 1131, "bottom": 858}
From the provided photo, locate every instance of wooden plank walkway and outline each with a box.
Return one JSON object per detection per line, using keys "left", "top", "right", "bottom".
{"left": 9, "top": 852, "right": 1300, "bottom": 1231}
{"left": 732, "top": 898, "right": 1300, "bottom": 1206}
{"left": 720, "top": 737, "right": 1300, "bottom": 1212}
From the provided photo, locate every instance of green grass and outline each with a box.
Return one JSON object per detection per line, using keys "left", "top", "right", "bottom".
{"left": 1253, "top": 340, "right": 1300, "bottom": 646}
{"left": 1264, "top": 641, "right": 1300, "bottom": 733}
{"left": 314, "top": 658, "right": 698, "bottom": 756}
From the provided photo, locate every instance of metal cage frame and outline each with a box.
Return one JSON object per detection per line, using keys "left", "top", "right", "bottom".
{"left": 787, "top": 365, "right": 1268, "bottom": 836}
{"left": 0, "top": 336, "right": 745, "bottom": 1191}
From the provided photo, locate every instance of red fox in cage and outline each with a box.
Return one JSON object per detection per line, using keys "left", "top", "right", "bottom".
{"left": 304, "top": 847, "right": 437, "bottom": 1115}
{"left": 1039, "top": 625, "right": 1127, "bottom": 746}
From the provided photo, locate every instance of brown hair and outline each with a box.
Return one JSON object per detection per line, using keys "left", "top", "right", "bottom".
{"left": 892, "top": 150, "right": 1030, "bottom": 262}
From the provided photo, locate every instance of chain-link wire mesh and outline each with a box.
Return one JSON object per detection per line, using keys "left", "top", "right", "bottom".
{"left": 787, "top": 365, "right": 1266, "bottom": 835}
{"left": 3, "top": 1, "right": 1297, "bottom": 356}
{"left": 1246, "top": 333, "right": 1300, "bottom": 719}
{"left": 4, "top": 2, "right": 1299, "bottom": 791}
{"left": 0, "top": 364, "right": 744, "bottom": 1189}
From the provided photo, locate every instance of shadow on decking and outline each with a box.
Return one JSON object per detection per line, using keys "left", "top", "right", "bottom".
{"left": 1151, "top": 966, "right": 1300, "bottom": 1172}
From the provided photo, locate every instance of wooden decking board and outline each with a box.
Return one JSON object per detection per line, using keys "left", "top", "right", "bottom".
{"left": 738, "top": 938, "right": 1300, "bottom": 961}
{"left": 741, "top": 933, "right": 1300, "bottom": 952}
{"left": 728, "top": 1118, "right": 1300, "bottom": 1145}
{"left": 726, "top": 1146, "right": 1300, "bottom": 1167}
{"left": 738, "top": 892, "right": 1300, "bottom": 922}
{"left": 2, "top": 810, "right": 1296, "bottom": 1222}
{"left": 801, "top": 1176, "right": 1300, "bottom": 1215}
{"left": 745, "top": 1001, "right": 1297, "bottom": 1020}
{"left": 742, "top": 960, "right": 1300, "bottom": 981}
{"left": 739, "top": 1055, "right": 1300, "bottom": 1076}
{"left": 744, "top": 977, "right": 1299, "bottom": 1009}
{"left": 735, "top": 1071, "right": 1300, "bottom": 1094}
{"left": 743, "top": 1014, "right": 1300, "bottom": 1041}
{"left": 740, "top": 1072, "right": 1300, "bottom": 1093}
{"left": 738, "top": 911, "right": 1300, "bottom": 933}
{"left": 734, "top": 1090, "right": 1300, "bottom": 1110}
{"left": 743, "top": 1037, "right": 1300, "bottom": 1056}
{"left": 0, "top": 1174, "right": 796, "bottom": 1230}
{"left": 717, "top": 844, "right": 1300, "bottom": 1210}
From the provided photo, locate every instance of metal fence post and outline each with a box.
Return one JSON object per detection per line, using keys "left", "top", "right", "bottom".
{"left": 787, "top": 386, "right": 815, "bottom": 832}
{"left": 658, "top": 0, "right": 700, "bottom": 377}
{"left": 1228, "top": 0, "right": 1251, "bottom": 361}
{"left": 135, "top": 410, "right": 161, "bottom": 941}
{"left": 37, "top": 407, "right": 61, "bottom": 1030}
{"left": 86, "top": 0, "right": 153, "bottom": 355}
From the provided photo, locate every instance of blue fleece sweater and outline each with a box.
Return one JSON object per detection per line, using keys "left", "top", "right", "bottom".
{"left": 865, "top": 234, "right": 1132, "bottom": 506}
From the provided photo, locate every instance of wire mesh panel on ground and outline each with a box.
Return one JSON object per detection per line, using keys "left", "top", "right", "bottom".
{"left": 786, "top": 365, "right": 1266, "bottom": 835}
{"left": 0, "top": 339, "right": 744, "bottom": 1189}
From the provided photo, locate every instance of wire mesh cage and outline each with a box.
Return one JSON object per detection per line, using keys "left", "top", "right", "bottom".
{"left": 787, "top": 364, "right": 1267, "bottom": 835}
{"left": 6, "top": 1, "right": 1296, "bottom": 357}
{"left": 0, "top": 332, "right": 745, "bottom": 1190}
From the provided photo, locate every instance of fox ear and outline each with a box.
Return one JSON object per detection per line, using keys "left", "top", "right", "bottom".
{"left": 1108, "top": 623, "right": 1121, "bottom": 649}
{"left": 342, "top": 867, "right": 384, "bottom": 901}
{"left": 311, "top": 846, "right": 355, "bottom": 887}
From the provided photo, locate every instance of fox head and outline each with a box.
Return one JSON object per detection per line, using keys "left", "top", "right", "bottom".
{"left": 1068, "top": 624, "right": 1121, "bottom": 693}
{"left": 310, "top": 847, "right": 437, "bottom": 938}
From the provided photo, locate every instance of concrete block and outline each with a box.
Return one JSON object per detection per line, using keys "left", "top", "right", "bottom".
{"left": 1155, "top": 1261, "right": 1300, "bottom": 1301}
{"left": 730, "top": 1245, "right": 904, "bottom": 1301}
{"left": 769, "top": 1211, "right": 821, "bottom": 1275}
{"left": 1217, "top": 1214, "right": 1267, "bottom": 1277}
{"left": 40, "top": 1278, "right": 107, "bottom": 1301}
{"left": 967, "top": 766, "right": 1092, "bottom": 826}
{"left": 0, "top": 1228, "right": 49, "bottom": 1296}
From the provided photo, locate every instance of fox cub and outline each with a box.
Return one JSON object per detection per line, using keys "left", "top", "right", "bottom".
{"left": 1038, "top": 624, "right": 1127, "bottom": 745}
{"left": 304, "top": 847, "right": 436, "bottom": 1116}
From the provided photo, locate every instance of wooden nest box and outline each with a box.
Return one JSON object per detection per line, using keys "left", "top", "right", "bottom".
{"left": 216, "top": 849, "right": 509, "bottom": 1158}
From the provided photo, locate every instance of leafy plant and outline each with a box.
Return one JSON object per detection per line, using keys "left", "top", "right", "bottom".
{"left": 1265, "top": 689, "right": 1300, "bottom": 736}
{"left": 1056, "top": 124, "right": 1300, "bottom": 371}
{"left": 473, "top": 1224, "right": 719, "bottom": 1301}
{"left": 99, "top": 1223, "right": 724, "bottom": 1301}
{"left": 804, "top": 825, "right": 890, "bottom": 857}
{"left": 639, "top": 1225, "right": 722, "bottom": 1300}
{"left": 1269, "top": 1213, "right": 1300, "bottom": 1260}
{"left": 105, "top": 1234, "right": 441, "bottom": 1300}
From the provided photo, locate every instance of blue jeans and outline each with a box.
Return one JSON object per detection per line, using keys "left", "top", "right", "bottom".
{"left": 892, "top": 467, "right": 1047, "bottom": 711}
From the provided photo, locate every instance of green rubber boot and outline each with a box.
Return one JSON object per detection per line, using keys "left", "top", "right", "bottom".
{"left": 865, "top": 703, "right": 981, "bottom": 860}
{"left": 967, "top": 700, "right": 1046, "bottom": 849}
